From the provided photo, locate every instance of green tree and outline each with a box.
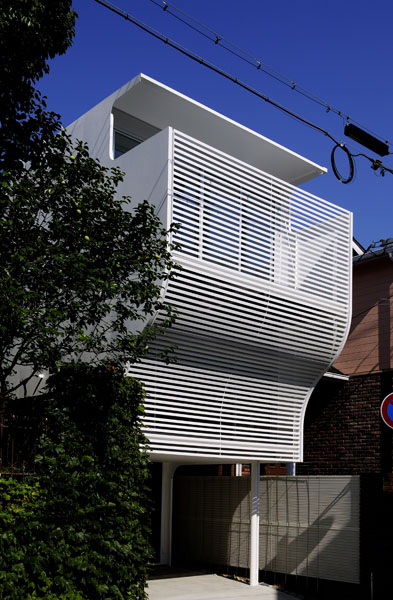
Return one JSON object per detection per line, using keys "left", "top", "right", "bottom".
{"left": 0, "top": 144, "right": 178, "bottom": 400}
{"left": 0, "top": 1, "right": 179, "bottom": 402}
{"left": 0, "top": 0, "right": 76, "bottom": 171}
{"left": 0, "top": 3, "right": 177, "bottom": 597}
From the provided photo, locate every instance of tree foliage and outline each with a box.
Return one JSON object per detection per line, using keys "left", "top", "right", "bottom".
{"left": 0, "top": 366, "right": 152, "bottom": 599}
{"left": 0, "top": 2, "right": 173, "bottom": 595}
{"left": 0, "top": 2, "right": 179, "bottom": 400}
{"left": 1, "top": 2, "right": 176, "bottom": 595}
{"left": 0, "top": 137, "right": 178, "bottom": 398}
{"left": 0, "top": 0, "right": 76, "bottom": 171}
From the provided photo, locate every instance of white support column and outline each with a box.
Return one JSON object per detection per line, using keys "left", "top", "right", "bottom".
{"left": 286, "top": 462, "right": 296, "bottom": 476}
{"left": 249, "top": 461, "right": 260, "bottom": 586}
{"left": 160, "top": 462, "right": 178, "bottom": 565}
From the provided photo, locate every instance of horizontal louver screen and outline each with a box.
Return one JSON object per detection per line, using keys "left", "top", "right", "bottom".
{"left": 173, "top": 475, "right": 360, "bottom": 585}
{"left": 172, "top": 131, "right": 350, "bottom": 305}
{"left": 259, "top": 476, "right": 360, "bottom": 583}
{"left": 126, "top": 129, "right": 351, "bottom": 461}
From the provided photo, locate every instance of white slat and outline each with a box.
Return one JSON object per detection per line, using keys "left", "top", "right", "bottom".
{"left": 126, "top": 129, "right": 352, "bottom": 461}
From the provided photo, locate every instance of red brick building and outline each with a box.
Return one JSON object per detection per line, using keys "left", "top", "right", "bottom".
{"left": 298, "top": 238, "right": 393, "bottom": 598}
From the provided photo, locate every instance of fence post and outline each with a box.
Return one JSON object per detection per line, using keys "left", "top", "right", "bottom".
{"left": 249, "top": 461, "right": 260, "bottom": 586}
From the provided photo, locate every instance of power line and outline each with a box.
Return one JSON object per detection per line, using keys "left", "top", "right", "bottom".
{"left": 93, "top": 0, "right": 393, "bottom": 183}
{"left": 147, "top": 0, "right": 392, "bottom": 150}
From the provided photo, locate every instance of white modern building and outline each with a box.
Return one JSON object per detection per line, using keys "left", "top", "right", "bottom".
{"left": 69, "top": 74, "right": 352, "bottom": 583}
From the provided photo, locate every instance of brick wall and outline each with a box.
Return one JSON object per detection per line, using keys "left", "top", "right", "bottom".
{"left": 298, "top": 372, "right": 393, "bottom": 479}
{"left": 298, "top": 372, "right": 393, "bottom": 598}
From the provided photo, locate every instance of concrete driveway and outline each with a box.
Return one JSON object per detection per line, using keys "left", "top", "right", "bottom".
{"left": 148, "top": 573, "right": 297, "bottom": 600}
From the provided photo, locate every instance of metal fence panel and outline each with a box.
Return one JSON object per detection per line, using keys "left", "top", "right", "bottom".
{"left": 173, "top": 475, "right": 360, "bottom": 584}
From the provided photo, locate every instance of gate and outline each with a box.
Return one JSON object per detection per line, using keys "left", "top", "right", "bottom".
{"left": 172, "top": 475, "right": 360, "bottom": 584}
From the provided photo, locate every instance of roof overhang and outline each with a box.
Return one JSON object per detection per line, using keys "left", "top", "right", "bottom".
{"left": 111, "top": 73, "right": 326, "bottom": 186}
{"left": 323, "top": 371, "right": 349, "bottom": 381}
{"left": 352, "top": 238, "right": 365, "bottom": 256}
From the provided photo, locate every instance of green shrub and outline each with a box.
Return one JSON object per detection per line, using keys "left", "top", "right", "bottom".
{"left": 0, "top": 477, "right": 50, "bottom": 599}
{"left": 0, "top": 365, "right": 152, "bottom": 599}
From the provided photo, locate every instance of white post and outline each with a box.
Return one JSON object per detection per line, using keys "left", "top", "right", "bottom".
{"left": 249, "top": 461, "right": 260, "bottom": 586}
{"left": 160, "top": 462, "right": 177, "bottom": 565}
{"left": 286, "top": 462, "right": 296, "bottom": 476}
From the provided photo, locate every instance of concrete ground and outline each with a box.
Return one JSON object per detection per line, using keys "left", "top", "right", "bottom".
{"left": 148, "top": 572, "right": 298, "bottom": 600}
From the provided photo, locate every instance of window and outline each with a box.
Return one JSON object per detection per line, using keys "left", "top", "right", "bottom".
{"left": 113, "top": 130, "right": 142, "bottom": 159}
{"left": 111, "top": 107, "right": 160, "bottom": 159}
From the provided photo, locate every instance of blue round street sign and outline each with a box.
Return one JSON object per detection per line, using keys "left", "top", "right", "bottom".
{"left": 381, "top": 393, "right": 393, "bottom": 430}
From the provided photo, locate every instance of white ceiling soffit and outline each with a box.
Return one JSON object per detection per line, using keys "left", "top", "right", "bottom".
{"left": 112, "top": 74, "right": 326, "bottom": 186}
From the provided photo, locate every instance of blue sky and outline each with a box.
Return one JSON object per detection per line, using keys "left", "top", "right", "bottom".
{"left": 40, "top": 0, "right": 393, "bottom": 247}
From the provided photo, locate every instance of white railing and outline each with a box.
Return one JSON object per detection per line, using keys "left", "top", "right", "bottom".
{"left": 172, "top": 130, "right": 351, "bottom": 305}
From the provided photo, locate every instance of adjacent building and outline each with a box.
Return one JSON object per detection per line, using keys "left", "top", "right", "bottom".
{"left": 298, "top": 238, "right": 393, "bottom": 598}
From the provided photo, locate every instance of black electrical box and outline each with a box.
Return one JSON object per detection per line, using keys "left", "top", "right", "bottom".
{"left": 344, "top": 123, "right": 389, "bottom": 156}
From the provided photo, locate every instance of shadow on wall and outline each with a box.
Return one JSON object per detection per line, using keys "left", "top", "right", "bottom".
{"left": 172, "top": 475, "right": 251, "bottom": 568}
{"left": 260, "top": 478, "right": 359, "bottom": 584}
{"left": 172, "top": 476, "right": 360, "bottom": 586}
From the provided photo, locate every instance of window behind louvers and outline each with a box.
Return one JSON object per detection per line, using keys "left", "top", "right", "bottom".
{"left": 172, "top": 136, "right": 273, "bottom": 280}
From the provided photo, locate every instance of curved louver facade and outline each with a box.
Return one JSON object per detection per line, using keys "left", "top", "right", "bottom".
{"left": 127, "top": 129, "right": 352, "bottom": 462}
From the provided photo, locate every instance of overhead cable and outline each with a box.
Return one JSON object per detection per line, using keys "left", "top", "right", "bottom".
{"left": 147, "top": 0, "right": 391, "bottom": 150}
{"left": 330, "top": 144, "right": 355, "bottom": 184}
{"left": 93, "top": 0, "right": 393, "bottom": 184}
